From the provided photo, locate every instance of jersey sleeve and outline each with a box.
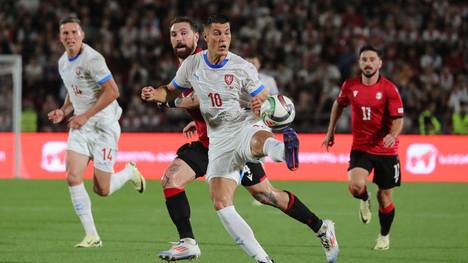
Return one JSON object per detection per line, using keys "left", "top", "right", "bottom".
{"left": 171, "top": 56, "right": 193, "bottom": 92}
{"left": 89, "top": 54, "right": 112, "bottom": 85}
{"left": 336, "top": 80, "right": 350, "bottom": 106}
{"left": 243, "top": 62, "right": 265, "bottom": 96}
{"left": 386, "top": 83, "right": 404, "bottom": 117}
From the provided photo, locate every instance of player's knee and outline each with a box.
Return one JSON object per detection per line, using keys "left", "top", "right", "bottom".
{"left": 250, "top": 131, "right": 274, "bottom": 157}
{"left": 66, "top": 170, "right": 83, "bottom": 186}
{"left": 349, "top": 183, "right": 365, "bottom": 196}
{"left": 93, "top": 184, "right": 110, "bottom": 197}
{"left": 161, "top": 171, "right": 185, "bottom": 189}
{"left": 212, "top": 196, "right": 233, "bottom": 210}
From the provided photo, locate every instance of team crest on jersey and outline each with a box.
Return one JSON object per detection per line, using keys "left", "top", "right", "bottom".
{"left": 224, "top": 74, "right": 234, "bottom": 86}
{"left": 353, "top": 90, "right": 358, "bottom": 97}
{"left": 376, "top": 92, "right": 382, "bottom": 100}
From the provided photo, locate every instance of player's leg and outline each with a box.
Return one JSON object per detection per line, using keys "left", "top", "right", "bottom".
{"left": 66, "top": 150, "right": 101, "bottom": 248}
{"left": 251, "top": 128, "right": 299, "bottom": 171}
{"left": 210, "top": 176, "right": 273, "bottom": 263}
{"left": 348, "top": 150, "right": 373, "bottom": 224}
{"left": 372, "top": 154, "right": 401, "bottom": 250}
{"left": 92, "top": 122, "right": 145, "bottom": 196}
{"left": 158, "top": 142, "right": 206, "bottom": 261}
{"left": 243, "top": 163, "right": 338, "bottom": 263}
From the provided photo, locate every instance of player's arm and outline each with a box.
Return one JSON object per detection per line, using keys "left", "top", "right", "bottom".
{"left": 48, "top": 94, "right": 73, "bottom": 124}
{"left": 322, "top": 100, "right": 345, "bottom": 150}
{"left": 141, "top": 84, "right": 181, "bottom": 103}
{"left": 68, "top": 78, "right": 119, "bottom": 129}
{"left": 323, "top": 81, "right": 349, "bottom": 151}
{"left": 383, "top": 85, "right": 405, "bottom": 147}
{"left": 383, "top": 117, "right": 404, "bottom": 147}
{"left": 251, "top": 87, "right": 269, "bottom": 117}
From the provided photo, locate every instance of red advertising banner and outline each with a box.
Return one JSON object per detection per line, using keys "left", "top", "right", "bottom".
{"left": 1, "top": 133, "right": 467, "bottom": 182}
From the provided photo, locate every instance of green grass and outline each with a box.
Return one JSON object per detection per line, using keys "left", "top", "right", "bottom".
{"left": 1, "top": 180, "right": 467, "bottom": 263}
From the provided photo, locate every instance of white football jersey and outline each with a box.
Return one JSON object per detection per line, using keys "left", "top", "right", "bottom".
{"left": 58, "top": 43, "right": 122, "bottom": 124}
{"left": 172, "top": 50, "right": 265, "bottom": 140}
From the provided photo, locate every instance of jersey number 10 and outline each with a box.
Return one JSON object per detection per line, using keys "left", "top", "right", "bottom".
{"left": 361, "top": 106, "right": 371, "bottom": 120}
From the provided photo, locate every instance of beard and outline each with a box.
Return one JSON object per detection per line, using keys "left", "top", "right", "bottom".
{"left": 173, "top": 44, "right": 194, "bottom": 59}
{"left": 362, "top": 68, "right": 377, "bottom": 78}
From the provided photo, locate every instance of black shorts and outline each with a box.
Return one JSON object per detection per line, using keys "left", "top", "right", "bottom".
{"left": 348, "top": 150, "right": 402, "bottom": 189}
{"left": 176, "top": 141, "right": 267, "bottom": 186}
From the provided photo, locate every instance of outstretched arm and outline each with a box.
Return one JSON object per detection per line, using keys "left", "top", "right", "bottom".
{"left": 322, "top": 100, "right": 345, "bottom": 151}
{"left": 383, "top": 117, "right": 404, "bottom": 147}
{"left": 141, "top": 84, "right": 181, "bottom": 103}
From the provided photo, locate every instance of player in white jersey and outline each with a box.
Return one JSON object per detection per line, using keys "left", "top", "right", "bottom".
{"left": 143, "top": 14, "right": 338, "bottom": 263}
{"left": 47, "top": 16, "right": 146, "bottom": 248}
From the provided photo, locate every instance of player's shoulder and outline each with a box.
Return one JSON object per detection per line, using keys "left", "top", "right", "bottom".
{"left": 343, "top": 76, "right": 361, "bottom": 88}
{"left": 183, "top": 51, "right": 203, "bottom": 66}
{"left": 82, "top": 43, "right": 105, "bottom": 62}
{"left": 380, "top": 76, "right": 399, "bottom": 92}
{"left": 228, "top": 52, "right": 257, "bottom": 73}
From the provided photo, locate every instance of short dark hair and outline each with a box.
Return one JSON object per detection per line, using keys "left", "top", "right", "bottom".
{"left": 59, "top": 15, "right": 81, "bottom": 26}
{"left": 170, "top": 16, "right": 198, "bottom": 32}
{"left": 204, "top": 14, "right": 230, "bottom": 28}
{"left": 359, "top": 45, "right": 382, "bottom": 57}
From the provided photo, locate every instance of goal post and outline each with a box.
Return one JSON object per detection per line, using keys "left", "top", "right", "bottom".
{"left": 0, "top": 55, "right": 22, "bottom": 178}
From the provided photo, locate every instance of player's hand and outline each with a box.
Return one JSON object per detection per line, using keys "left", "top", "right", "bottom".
{"left": 141, "top": 86, "right": 156, "bottom": 101}
{"left": 251, "top": 97, "right": 262, "bottom": 117}
{"left": 68, "top": 114, "right": 88, "bottom": 129}
{"left": 383, "top": 134, "right": 396, "bottom": 148}
{"left": 182, "top": 121, "right": 197, "bottom": 139}
{"left": 322, "top": 133, "right": 335, "bottom": 151}
{"left": 47, "top": 109, "right": 65, "bottom": 124}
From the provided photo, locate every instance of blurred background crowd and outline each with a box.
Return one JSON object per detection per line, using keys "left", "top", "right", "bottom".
{"left": 0, "top": 0, "right": 467, "bottom": 134}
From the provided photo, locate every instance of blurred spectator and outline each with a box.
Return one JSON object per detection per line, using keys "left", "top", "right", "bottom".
{"left": 452, "top": 101, "right": 468, "bottom": 135}
{"left": 419, "top": 103, "right": 442, "bottom": 135}
{"left": 0, "top": 0, "right": 466, "bottom": 133}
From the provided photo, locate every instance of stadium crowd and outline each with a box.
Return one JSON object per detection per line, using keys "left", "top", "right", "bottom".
{"left": 0, "top": 0, "right": 466, "bottom": 133}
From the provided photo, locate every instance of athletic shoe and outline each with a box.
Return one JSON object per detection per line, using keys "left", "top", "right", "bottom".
{"left": 158, "top": 238, "right": 201, "bottom": 261}
{"left": 317, "top": 220, "right": 339, "bottom": 263}
{"left": 359, "top": 192, "right": 372, "bottom": 224}
{"left": 373, "top": 234, "right": 390, "bottom": 250}
{"left": 257, "top": 258, "right": 275, "bottom": 263}
{"left": 75, "top": 235, "right": 102, "bottom": 248}
{"left": 282, "top": 127, "right": 299, "bottom": 170}
{"left": 127, "top": 162, "right": 146, "bottom": 193}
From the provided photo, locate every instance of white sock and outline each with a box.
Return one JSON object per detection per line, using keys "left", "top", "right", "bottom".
{"left": 217, "top": 206, "right": 269, "bottom": 261}
{"left": 263, "top": 137, "right": 285, "bottom": 162}
{"left": 69, "top": 183, "right": 98, "bottom": 236}
{"left": 109, "top": 165, "right": 133, "bottom": 195}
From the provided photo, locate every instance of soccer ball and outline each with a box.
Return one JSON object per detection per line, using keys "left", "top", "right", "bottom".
{"left": 260, "top": 94, "right": 295, "bottom": 130}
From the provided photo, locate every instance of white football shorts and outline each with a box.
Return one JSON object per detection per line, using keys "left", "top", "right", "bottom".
{"left": 67, "top": 120, "right": 121, "bottom": 173}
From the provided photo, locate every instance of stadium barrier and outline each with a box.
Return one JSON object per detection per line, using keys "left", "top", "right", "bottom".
{"left": 0, "top": 133, "right": 467, "bottom": 182}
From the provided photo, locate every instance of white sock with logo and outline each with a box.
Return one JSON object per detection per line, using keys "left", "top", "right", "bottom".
{"left": 109, "top": 165, "right": 133, "bottom": 195}
{"left": 217, "top": 206, "right": 269, "bottom": 261}
{"left": 263, "top": 137, "right": 285, "bottom": 162}
{"left": 69, "top": 183, "right": 98, "bottom": 236}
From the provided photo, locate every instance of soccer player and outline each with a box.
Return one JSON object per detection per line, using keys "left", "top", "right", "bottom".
{"left": 142, "top": 15, "right": 339, "bottom": 263}
{"left": 323, "top": 45, "right": 404, "bottom": 250}
{"left": 47, "top": 16, "right": 146, "bottom": 248}
{"left": 142, "top": 17, "right": 338, "bottom": 262}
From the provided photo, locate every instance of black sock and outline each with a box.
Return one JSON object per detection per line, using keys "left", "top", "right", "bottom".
{"left": 166, "top": 191, "right": 194, "bottom": 239}
{"left": 351, "top": 186, "right": 369, "bottom": 201}
{"left": 283, "top": 191, "right": 323, "bottom": 233}
{"left": 379, "top": 204, "right": 395, "bottom": 236}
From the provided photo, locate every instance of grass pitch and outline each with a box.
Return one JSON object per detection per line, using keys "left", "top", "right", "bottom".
{"left": 1, "top": 180, "right": 467, "bottom": 263}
